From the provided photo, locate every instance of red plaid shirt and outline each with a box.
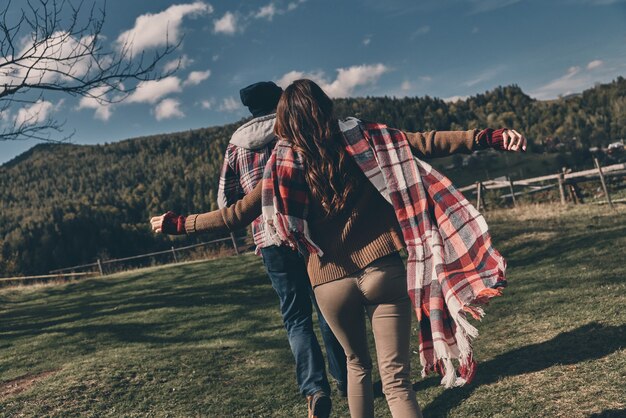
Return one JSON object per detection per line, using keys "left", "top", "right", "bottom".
{"left": 218, "top": 140, "right": 276, "bottom": 248}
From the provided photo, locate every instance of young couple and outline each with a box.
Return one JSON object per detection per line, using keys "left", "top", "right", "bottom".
{"left": 151, "top": 79, "right": 526, "bottom": 418}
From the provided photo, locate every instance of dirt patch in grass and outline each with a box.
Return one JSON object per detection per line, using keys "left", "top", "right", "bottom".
{"left": 0, "top": 369, "right": 60, "bottom": 400}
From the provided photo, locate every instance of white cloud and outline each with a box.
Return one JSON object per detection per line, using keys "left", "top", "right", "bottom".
{"left": 255, "top": 3, "right": 277, "bottom": 20}
{"left": 94, "top": 105, "right": 112, "bottom": 121}
{"left": 420, "top": 75, "right": 433, "bottom": 82}
{"left": 213, "top": 1, "right": 305, "bottom": 34}
{"left": 530, "top": 65, "right": 601, "bottom": 99}
{"left": 401, "top": 81, "right": 412, "bottom": 91}
{"left": 15, "top": 100, "right": 57, "bottom": 126}
{"left": 443, "top": 95, "right": 469, "bottom": 103}
{"left": 0, "top": 32, "right": 96, "bottom": 89}
{"left": 214, "top": 12, "right": 238, "bottom": 35}
{"left": 183, "top": 70, "right": 211, "bottom": 86}
{"left": 469, "top": 0, "right": 522, "bottom": 14}
{"left": 164, "top": 54, "right": 195, "bottom": 72}
{"left": 277, "top": 70, "right": 324, "bottom": 89}
{"left": 464, "top": 66, "right": 505, "bottom": 87}
{"left": 77, "top": 86, "right": 114, "bottom": 121}
{"left": 200, "top": 99, "right": 214, "bottom": 109}
{"left": 219, "top": 97, "right": 241, "bottom": 111}
{"left": 287, "top": 0, "right": 307, "bottom": 11}
{"left": 363, "top": 36, "right": 372, "bottom": 46}
{"left": 117, "top": 2, "right": 212, "bottom": 55}
{"left": 276, "top": 63, "right": 389, "bottom": 98}
{"left": 326, "top": 64, "right": 390, "bottom": 97}
{"left": 587, "top": 60, "right": 604, "bottom": 70}
{"left": 411, "top": 25, "right": 431, "bottom": 38}
{"left": 155, "top": 98, "right": 185, "bottom": 120}
{"left": 127, "top": 76, "right": 182, "bottom": 104}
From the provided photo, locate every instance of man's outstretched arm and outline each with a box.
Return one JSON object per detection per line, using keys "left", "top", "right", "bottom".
{"left": 150, "top": 182, "right": 262, "bottom": 236}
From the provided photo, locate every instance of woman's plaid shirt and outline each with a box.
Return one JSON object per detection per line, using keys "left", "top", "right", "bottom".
{"left": 217, "top": 139, "right": 277, "bottom": 248}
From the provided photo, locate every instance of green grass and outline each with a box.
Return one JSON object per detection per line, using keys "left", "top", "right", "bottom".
{"left": 1, "top": 204, "right": 626, "bottom": 417}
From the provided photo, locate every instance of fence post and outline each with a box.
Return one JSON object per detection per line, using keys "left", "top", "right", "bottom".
{"left": 96, "top": 259, "right": 104, "bottom": 276}
{"left": 594, "top": 157, "right": 615, "bottom": 210}
{"left": 557, "top": 173, "right": 566, "bottom": 205}
{"left": 230, "top": 233, "right": 240, "bottom": 255}
{"left": 171, "top": 246, "right": 178, "bottom": 263}
{"left": 569, "top": 181, "right": 584, "bottom": 204}
{"left": 476, "top": 182, "right": 482, "bottom": 210}
{"left": 508, "top": 177, "right": 517, "bottom": 207}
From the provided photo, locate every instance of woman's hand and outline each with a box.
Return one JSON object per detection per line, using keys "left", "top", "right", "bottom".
{"left": 501, "top": 129, "right": 527, "bottom": 152}
{"left": 150, "top": 211, "right": 187, "bottom": 235}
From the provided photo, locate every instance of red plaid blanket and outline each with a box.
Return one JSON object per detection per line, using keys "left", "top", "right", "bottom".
{"left": 261, "top": 117, "right": 506, "bottom": 387}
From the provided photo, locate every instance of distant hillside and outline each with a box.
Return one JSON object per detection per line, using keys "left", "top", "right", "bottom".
{"left": 0, "top": 124, "right": 240, "bottom": 276}
{"left": 2, "top": 77, "right": 626, "bottom": 275}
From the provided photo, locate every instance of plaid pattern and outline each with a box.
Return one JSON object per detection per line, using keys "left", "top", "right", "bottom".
{"left": 261, "top": 117, "right": 506, "bottom": 388}
{"left": 218, "top": 140, "right": 276, "bottom": 248}
{"left": 261, "top": 140, "right": 323, "bottom": 256}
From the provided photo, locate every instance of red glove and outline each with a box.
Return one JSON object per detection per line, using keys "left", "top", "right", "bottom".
{"left": 162, "top": 211, "right": 187, "bottom": 235}
{"left": 477, "top": 128, "right": 506, "bottom": 151}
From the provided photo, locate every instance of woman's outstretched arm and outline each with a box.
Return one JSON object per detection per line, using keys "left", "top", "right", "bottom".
{"left": 150, "top": 181, "right": 263, "bottom": 236}
{"left": 405, "top": 129, "right": 526, "bottom": 158}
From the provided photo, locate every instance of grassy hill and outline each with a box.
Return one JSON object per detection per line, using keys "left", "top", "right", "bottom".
{"left": 1, "top": 203, "right": 625, "bottom": 417}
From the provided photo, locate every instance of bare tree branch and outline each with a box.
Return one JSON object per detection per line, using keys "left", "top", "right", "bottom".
{"left": 0, "top": 0, "right": 178, "bottom": 141}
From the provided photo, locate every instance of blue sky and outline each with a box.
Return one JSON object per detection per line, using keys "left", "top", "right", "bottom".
{"left": 2, "top": 0, "right": 626, "bottom": 164}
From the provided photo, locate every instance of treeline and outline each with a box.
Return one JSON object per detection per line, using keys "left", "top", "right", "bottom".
{"left": 334, "top": 77, "right": 626, "bottom": 149}
{"left": 0, "top": 125, "right": 237, "bottom": 276}
{"left": 1, "top": 77, "right": 625, "bottom": 275}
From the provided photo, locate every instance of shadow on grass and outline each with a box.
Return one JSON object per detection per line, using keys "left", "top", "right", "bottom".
{"left": 421, "top": 322, "right": 626, "bottom": 416}
{"left": 0, "top": 261, "right": 282, "bottom": 348}
{"left": 503, "top": 223, "right": 626, "bottom": 272}
{"left": 589, "top": 410, "right": 626, "bottom": 418}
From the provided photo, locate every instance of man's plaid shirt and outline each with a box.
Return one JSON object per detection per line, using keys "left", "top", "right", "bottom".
{"left": 217, "top": 132, "right": 276, "bottom": 249}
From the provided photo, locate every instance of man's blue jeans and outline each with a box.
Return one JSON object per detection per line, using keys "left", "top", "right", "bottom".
{"left": 260, "top": 245, "right": 347, "bottom": 396}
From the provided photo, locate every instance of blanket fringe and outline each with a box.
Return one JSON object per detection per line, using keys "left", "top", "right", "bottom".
{"left": 440, "top": 358, "right": 466, "bottom": 388}
{"left": 271, "top": 212, "right": 324, "bottom": 256}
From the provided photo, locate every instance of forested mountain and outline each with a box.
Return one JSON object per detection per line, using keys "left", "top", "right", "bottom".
{"left": 2, "top": 77, "right": 625, "bottom": 276}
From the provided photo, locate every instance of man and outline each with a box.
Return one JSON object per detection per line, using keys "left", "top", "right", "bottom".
{"left": 217, "top": 81, "right": 347, "bottom": 418}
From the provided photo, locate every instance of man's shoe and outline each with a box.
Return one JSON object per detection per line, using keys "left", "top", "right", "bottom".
{"left": 306, "top": 391, "right": 331, "bottom": 418}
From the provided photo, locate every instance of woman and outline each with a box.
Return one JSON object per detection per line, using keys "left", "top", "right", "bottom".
{"left": 152, "top": 79, "right": 525, "bottom": 418}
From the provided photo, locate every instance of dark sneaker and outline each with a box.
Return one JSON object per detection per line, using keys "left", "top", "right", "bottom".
{"left": 306, "top": 391, "right": 331, "bottom": 418}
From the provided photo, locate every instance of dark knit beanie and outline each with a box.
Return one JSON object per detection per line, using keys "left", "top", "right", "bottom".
{"left": 239, "top": 81, "right": 283, "bottom": 117}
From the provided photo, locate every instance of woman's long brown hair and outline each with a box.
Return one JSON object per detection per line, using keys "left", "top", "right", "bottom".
{"left": 274, "top": 79, "right": 358, "bottom": 216}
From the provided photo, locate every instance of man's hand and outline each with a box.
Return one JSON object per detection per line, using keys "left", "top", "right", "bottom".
{"left": 150, "top": 214, "right": 165, "bottom": 234}
{"left": 150, "top": 211, "right": 186, "bottom": 235}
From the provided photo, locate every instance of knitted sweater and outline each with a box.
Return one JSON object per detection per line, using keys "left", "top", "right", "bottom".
{"left": 185, "top": 129, "right": 490, "bottom": 286}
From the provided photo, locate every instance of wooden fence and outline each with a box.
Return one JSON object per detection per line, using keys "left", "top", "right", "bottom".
{"left": 3, "top": 161, "right": 624, "bottom": 286}
{"left": 459, "top": 161, "right": 626, "bottom": 211}
{"left": 0, "top": 233, "right": 244, "bottom": 286}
